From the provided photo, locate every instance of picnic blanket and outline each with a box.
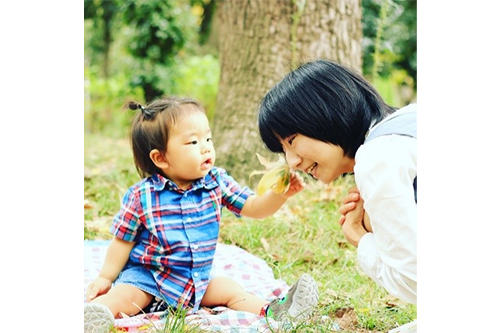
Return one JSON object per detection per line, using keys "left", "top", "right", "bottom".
{"left": 84, "top": 240, "right": 339, "bottom": 332}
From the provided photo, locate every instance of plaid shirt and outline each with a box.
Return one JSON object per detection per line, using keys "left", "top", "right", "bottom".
{"left": 111, "top": 167, "right": 254, "bottom": 311}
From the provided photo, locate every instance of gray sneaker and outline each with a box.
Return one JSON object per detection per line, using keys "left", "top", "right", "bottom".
{"left": 267, "top": 273, "right": 319, "bottom": 321}
{"left": 84, "top": 303, "right": 115, "bottom": 333}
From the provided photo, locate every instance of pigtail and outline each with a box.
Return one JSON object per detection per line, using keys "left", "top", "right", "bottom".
{"left": 126, "top": 100, "right": 155, "bottom": 120}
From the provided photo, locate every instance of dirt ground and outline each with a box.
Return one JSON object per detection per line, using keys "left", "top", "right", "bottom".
{"left": 333, "top": 307, "right": 383, "bottom": 333}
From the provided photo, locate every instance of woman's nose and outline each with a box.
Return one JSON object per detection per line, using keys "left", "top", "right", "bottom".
{"left": 285, "top": 149, "right": 301, "bottom": 169}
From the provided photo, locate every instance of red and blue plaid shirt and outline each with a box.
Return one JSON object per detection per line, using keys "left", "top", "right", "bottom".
{"left": 110, "top": 167, "right": 254, "bottom": 311}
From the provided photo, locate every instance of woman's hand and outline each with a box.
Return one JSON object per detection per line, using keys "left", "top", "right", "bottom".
{"left": 338, "top": 187, "right": 371, "bottom": 247}
{"left": 338, "top": 186, "right": 372, "bottom": 231}
{"left": 338, "top": 187, "right": 361, "bottom": 225}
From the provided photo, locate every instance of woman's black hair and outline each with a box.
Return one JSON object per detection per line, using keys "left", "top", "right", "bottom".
{"left": 258, "top": 59, "right": 395, "bottom": 158}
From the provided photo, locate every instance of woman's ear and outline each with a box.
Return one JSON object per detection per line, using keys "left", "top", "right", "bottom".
{"left": 149, "top": 149, "right": 169, "bottom": 169}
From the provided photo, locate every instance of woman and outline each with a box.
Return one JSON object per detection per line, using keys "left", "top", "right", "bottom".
{"left": 257, "top": 59, "right": 417, "bottom": 305}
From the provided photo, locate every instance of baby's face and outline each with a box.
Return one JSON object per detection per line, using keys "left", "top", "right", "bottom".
{"left": 162, "top": 111, "right": 216, "bottom": 189}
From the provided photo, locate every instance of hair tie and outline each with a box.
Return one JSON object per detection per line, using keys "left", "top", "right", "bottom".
{"left": 138, "top": 104, "right": 154, "bottom": 120}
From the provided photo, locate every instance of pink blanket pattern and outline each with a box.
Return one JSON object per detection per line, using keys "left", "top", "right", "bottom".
{"left": 84, "top": 240, "right": 290, "bottom": 332}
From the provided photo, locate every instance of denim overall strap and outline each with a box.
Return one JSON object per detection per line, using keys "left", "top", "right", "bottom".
{"left": 365, "top": 108, "right": 417, "bottom": 202}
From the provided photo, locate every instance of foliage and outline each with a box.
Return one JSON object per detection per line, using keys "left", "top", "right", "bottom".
{"left": 84, "top": 0, "right": 216, "bottom": 135}
{"left": 85, "top": 0, "right": 416, "bottom": 137}
{"left": 172, "top": 54, "right": 220, "bottom": 123}
{"left": 84, "top": 66, "right": 144, "bottom": 138}
{"left": 84, "top": 0, "right": 121, "bottom": 76}
{"left": 85, "top": 0, "right": 199, "bottom": 102}
{"left": 84, "top": 53, "right": 219, "bottom": 138}
{"left": 372, "top": 75, "right": 400, "bottom": 107}
{"left": 362, "top": 0, "right": 417, "bottom": 89}
{"left": 121, "top": 0, "right": 197, "bottom": 101}
{"left": 189, "top": 0, "right": 218, "bottom": 45}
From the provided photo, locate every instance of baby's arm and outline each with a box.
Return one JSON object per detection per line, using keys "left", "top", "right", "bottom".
{"left": 85, "top": 237, "right": 135, "bottom": 302}
{"left": 240, "top": 171, "right": 305, "bottom": 219}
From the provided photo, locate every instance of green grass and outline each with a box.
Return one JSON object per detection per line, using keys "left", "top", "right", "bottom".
{"left": 84, "top": 132, "right": 417, "bottom": 332}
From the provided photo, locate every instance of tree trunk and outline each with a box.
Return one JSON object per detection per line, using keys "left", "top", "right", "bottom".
{"left": 214, "top": 0, "right": 362, "bottom": 187}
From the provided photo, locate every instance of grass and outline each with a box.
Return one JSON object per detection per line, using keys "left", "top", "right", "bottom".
{"left": 84, "top": 132, "right": 417, "bottom": 332}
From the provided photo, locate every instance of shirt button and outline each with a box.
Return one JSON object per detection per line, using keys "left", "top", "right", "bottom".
{"left": 194, "top": 272, "right": 199, "bottom": 278}
{"left": 187, "top": 218, "right": 192, "bottom": 222}
{"left": 193, "top": 245, "right": 199, "bottom": 250}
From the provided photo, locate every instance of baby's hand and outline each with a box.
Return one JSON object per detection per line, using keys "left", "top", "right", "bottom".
{"left": 85, "top": 277, "right": 112, "bottom": 302}
{"left": 281, "top": 170, "right": 305, "bottom": 198}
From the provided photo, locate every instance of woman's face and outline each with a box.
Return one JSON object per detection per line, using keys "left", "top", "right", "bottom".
{"left": 279, "top": 134, "right": 355, "bottom": 184}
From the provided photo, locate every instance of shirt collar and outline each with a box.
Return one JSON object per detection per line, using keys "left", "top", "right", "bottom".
{"left": 150, "top": 168, "right": 220, "bottom": 192}
{"left": 366, "top": 104, "right": 416, "bottom": 139}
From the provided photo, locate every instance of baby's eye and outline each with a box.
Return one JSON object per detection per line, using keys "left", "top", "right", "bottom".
{"left": 189, "top": 140, "right": 198, "bottom": 145}
{"left": 207, "top": 137, "right": 212, "bottom": 142}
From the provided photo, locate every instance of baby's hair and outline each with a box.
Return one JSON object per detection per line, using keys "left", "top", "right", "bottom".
{"left": 126, "top": 101, "right": 156, "bottom": 120}
{"left": 126, "top": 96, "right": 205, "bottom": 178}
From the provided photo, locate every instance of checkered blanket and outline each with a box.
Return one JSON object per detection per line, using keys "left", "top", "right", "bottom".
{"left": 84, "top": 240, "right": 298, "bottom": 332}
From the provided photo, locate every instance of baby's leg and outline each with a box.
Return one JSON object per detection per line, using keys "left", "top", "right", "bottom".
{"left": 201, "top": 276, "right": 267, "bottom": 315}
{"left": 91, "top": 284, "right": 154, "bottom": 318}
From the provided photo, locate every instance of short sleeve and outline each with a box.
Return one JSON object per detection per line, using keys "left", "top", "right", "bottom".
{"left": 110, "top": 186, "right": 144, "bottom": 242}
{"left": 216, "top": 168, "right": 255, "bottom": 217}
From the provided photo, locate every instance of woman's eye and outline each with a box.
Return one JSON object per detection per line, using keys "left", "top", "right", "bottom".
{"left": 288, "top": 136, "right": 296, "bottom": 145}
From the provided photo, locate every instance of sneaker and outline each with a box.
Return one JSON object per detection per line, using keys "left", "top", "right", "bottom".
{"left": 84, "top": 303, "right": 115, "bottom": 333}
{"left": 267, "top": 273, "right": 319, "bottom": 321}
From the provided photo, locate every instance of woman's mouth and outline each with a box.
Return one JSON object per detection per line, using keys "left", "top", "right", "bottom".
{"left": 306, "top": 162, "right": 318, "bottom": 178}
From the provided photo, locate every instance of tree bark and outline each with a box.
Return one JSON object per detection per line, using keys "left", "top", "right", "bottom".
{"left": 214, "top": 0, "right": 362, "bottom": 186}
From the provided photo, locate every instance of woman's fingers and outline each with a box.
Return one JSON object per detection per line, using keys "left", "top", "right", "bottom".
{"left": 339, "top": 201, "right": 356, "bottom": 216}
{"left": 342, "top": 191, "right": 360, "bottom": 204}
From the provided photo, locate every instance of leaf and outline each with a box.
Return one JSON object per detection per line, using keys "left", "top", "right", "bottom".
{"left": 250, "top": 153, "right": 291, "bottom": 196}
{"left": 256, "top": 166, "right": 291, "bottom": 196}
{"left": 84, "top": 199, "right": 93, "bottom": 209}
{"left": 255, "top": 153, "right": 273, "bottom": 169}
{"left": 255, "top": 152, "right": 287, "bottom": 170}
